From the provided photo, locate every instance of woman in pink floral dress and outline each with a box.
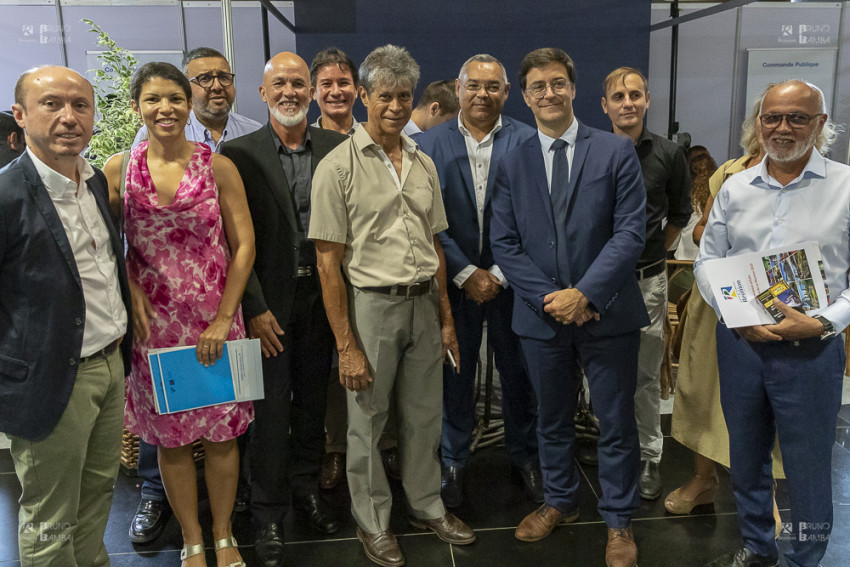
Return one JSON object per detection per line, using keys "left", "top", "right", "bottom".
{"left": 104, "top": 62, "right": 254, "bottom": 567}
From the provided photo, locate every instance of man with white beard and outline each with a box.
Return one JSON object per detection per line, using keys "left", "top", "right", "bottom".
{"left": 696, "top": 80, "right": 848, "bottom": 567}
{"left": 220, "top": 52, "right": 348, "bottom": 567}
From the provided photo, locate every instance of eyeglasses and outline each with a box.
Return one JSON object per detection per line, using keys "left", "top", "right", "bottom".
{"left": 759, "top": 112, "right": 822, "bottom": 129}
{"left": 525, "top": 79, "right": 571, "bottom": 99}
{"left": 189, "top": 72, "right": 235, "bottom": 89}
{"left": 459, "top": 80, "right": 504, "bottom": 95}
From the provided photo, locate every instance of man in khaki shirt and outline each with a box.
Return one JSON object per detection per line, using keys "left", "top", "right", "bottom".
{"left": 310, "top": 44, "right": 475, "bottom": 567}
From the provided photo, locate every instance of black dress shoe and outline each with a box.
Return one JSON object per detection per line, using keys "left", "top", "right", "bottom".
{"left": 705, "top": 546, "right": 779, "bottom": 567}
{"left": 639, "top": 460, "right": 663, "bottom": 500}
{"left": 254, "top": 523, "right": 286, "bottom": 567}
{"left": 295, "top": 493, "right": 340, "bottom": 534}
{"left": 441, "top": 465, "right": 464, "bottom": 508}
{"left": 381, "top": 447, "right": 402, "bottom": 481}
{"left": 511, "top": 461, "right": 544, "bottom": 504}
{"left": 128, "top": 498, "right": 172, "bottom": 544}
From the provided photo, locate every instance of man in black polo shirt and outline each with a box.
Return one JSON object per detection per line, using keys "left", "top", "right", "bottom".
{"left": 601, "top": 66, "right": 691, "bottom": 501}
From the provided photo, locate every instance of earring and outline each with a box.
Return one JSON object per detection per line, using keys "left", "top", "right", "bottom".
{"left": 186, "top": 114, "right": 192, "bottom": 126}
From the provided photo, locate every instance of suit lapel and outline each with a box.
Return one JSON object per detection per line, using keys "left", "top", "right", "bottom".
{"left": 565, "top": 121, "right": 591, "bottom": 214}
{"left": 258, "top": 123, "right": 298, "bottom": 232}
{"left": 485, "top": 120, "right": 512, "bottom": 209}
{"left": 21, "top": 154, "right": 81, "bottom": 287}
{"left": 524, "top": 136, "right": 555, "bottom": 232}
{"left": 447, "top": 124, "right": 477, "bottom": 212}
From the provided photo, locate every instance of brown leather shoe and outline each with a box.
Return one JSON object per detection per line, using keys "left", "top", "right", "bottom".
{"left": 409, "top": 512, "right": 476, "bottom": 545}
{"left": 356, "top": 527, "right": 405, "bottom": 567}
{"left": 606, "top": 525, "right": 637, "bottom": 567}
{"left": 320, "top": 452, "right": 345, "bottom": 490}
{"left": 515, "top": 504, "right": 579, "bottom": 542}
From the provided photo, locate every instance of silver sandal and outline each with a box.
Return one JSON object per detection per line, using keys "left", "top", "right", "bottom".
{"left": 214, "top": 535, "right": 246, "bottom": 567}
{"left": 180, "top": 542, "right": 205, "bottom": 563}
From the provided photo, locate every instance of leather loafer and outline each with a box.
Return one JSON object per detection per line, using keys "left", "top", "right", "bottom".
{"left": 606, "top": 525, "right": 638, "bottom": 567}
{"left": 295, "top": 492, "right": 339, "bottom": 534}
{"left": 512, "top": 461, "right": 544, "bottom": 504}
{"left": 128, "top": 498, "right": 172, "bottom": 544}
{"left": 639, "top": 460, "right": 663, "bottom": 500}
{"left": 357, "top": 526, "right": 405, "bottom": 566}
{"left": 409, "top": 512, "right": 476, "bottom": 545}
{"left": 515, "top": 503, "right": 579, "bottom": 542}
{"left": 705, "top": 546, "right": 779, "bottom": 567}
{"left": 441, "top": 465, "right": 464, "bottom": 508}
{"left": 381, "top": 447, "right": 402, "bottom": 481}
{"left": 320, "top": 452, "right": 346, "bottom": 490}
{"left": 254, "top": 523, "right": 285, "bottom": 567}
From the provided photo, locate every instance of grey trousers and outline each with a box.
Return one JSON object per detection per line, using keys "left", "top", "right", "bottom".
{"left": 345, "top": 285, "right": 446, "bottom": 534}
{"left": 635, "top": 271, "right": 667, "bottom": 463}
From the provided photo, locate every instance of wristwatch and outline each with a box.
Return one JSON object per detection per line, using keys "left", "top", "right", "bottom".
{"left": 814, "top": 315, "right": 836, "bottom": 340}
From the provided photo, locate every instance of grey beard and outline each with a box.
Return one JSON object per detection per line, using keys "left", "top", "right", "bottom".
{"left": 270, "top": 105, "right": 307, "bottom": 127}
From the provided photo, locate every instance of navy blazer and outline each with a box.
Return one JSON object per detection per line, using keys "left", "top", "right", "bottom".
{"left": 220, "top": 123, "right": 348, "bottom": 326}
{"left": 416, "top": 116, "right": 536, "bottom": 284}
{"left": 490, "top": 121, "right": 649, "bottom": 340}
{"left": 0, "top": 153, "right": 132, "bottom": 441}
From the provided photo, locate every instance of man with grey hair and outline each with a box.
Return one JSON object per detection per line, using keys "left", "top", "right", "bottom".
{"left": 696, "top": 80, "right": 846, "bottom": 567}
{"left": 417, "top": 53, "right": 541, "bottom": 510}
{"left": 132, "top": 46, "right": 261, "bottom": 152}
{"left": 310, "top": 44, "right": 475, "bottom": 567}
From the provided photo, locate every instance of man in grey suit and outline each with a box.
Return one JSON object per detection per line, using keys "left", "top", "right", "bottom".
{"left": 416, "top": 54, "right": 540, "bottom": 510}
{"left": 219, "top": 51, "right": 347, "bottom": 567}
{"left": 2, "top": 65, "right": 132, "bottom": 566}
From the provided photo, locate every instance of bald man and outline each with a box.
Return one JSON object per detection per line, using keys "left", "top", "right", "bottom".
{"left": 220, "top": 53, "right": 347, "bottom": 567}
{"left": 3, "top": 66, "right": 131, "bottom": 565}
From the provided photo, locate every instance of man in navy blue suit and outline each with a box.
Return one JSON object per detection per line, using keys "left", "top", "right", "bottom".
{"left": 490, "top": 48, "right": 647, "bottom": 567}
{"left": 417, "top": 54, "right": 540, "bottom": 510}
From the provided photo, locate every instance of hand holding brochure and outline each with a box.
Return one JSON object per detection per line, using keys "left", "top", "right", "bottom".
{"left": 148, "top": 338, "right": 264, "bottom": 414}
{"left": 700, "top": 241, "right": 829, "bottom": 328}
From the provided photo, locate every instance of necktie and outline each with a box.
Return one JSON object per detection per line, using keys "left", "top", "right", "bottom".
{"left": 549, "top": 139, "right": 571, "bottom": 287}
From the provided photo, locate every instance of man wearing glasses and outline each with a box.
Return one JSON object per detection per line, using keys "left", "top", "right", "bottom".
{"left": 601, "top": 67, "right": 691, "bottom": 501}
{"left": 132, "top": 47, "right": 261, "bottom": 152}
{"left": 696, "top": 80, "right": 847, "bottom": 567}
{"left": 417, "top": 54, "right": 540, "bottom": 510}
{"left": 490, "top": 48, "right": 646, "bottom": 567}
{"left": 127, "top": 46, "right": 262, "bottom": 546}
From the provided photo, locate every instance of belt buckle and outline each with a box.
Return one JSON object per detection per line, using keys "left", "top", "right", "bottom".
{"left": 298, "top": 266, "right": 313, "bottom": 277}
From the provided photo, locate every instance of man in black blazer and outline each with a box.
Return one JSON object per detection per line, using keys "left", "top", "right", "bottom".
{"left": 220, "top": 51, "right": 347, "bottom": 567}
{"left": 1, "top": 66, "right": 132, "bottom": 566}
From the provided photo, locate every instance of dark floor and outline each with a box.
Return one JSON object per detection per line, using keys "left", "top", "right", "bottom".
{"left": 2, "top": 409, "right": 850, "bottom": 566}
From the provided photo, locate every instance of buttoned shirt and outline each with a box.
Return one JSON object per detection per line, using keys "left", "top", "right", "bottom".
{"left": 311, "top": 115, "right": 359, "bottom": 136}
{"left": 309, "top": 127, "right": 448, "bottom": 288}
{"left": 634, "top": 127, "right": 692, "bottom": 264}
{"left": 537, "top": 118, "right": 579, "bottom": 191}
{"left": 133, "top": 110, "right": 262, "bottom": 152}
{"left": 273, "top": 130, "right": 315, "bottom": 266}
{"left": 694, "top": 149, "right": 850, "bottom": 333}
{"left": 454, "top": 113, "right": 506, "bottom": 288}
{"left": 27, "top": 149, "right": 128, "bottom": 356}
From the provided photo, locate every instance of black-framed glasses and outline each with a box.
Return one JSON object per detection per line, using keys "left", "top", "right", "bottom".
{"left": 525, "top": 79, "right": 571, "bottom": 99}
{"left": 459, "top": 80, "right": 503, "bottom": 95}
{"left": 759, "top": 112, "right": 822, "bottom": 129}
{"left": 189, "top": 72, "right": 235, "bottom": 88}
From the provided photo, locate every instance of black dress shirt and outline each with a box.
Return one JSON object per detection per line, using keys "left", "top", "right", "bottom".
{"left": 634, "top": 127, "right": 692, "bottom": 264}
{"left": 275, "top": 130, "right": 316, "bottom": 267}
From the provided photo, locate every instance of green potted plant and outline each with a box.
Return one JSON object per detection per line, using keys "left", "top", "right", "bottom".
{"left": 82, "top": 19, "right": 140, "bottom": 169}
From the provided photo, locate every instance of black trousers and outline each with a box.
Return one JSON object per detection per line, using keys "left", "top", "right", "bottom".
{"left": 249, "top": 274, "right": 334, "bottom": 528}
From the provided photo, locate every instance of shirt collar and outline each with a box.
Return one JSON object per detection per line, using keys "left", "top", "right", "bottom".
{"left": 274, "top": 128, "right": 311, "bottom": 154}
{"left": 537, "top": 118, "right": 578, "bottom": 152}
{"left": 753, "top": 148, "right": 826, "bottom": 189}
{"left": 458, "top": 112, "right": 503, "bottom": 144}
{"left": 354, "top": 125, "right": 417, "bottom": 155}
{"left": 27, "top": 147, "right": 95, "bottom": 197}
{"left": 312, "top": 115, "right": 359, "bottom": 136}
